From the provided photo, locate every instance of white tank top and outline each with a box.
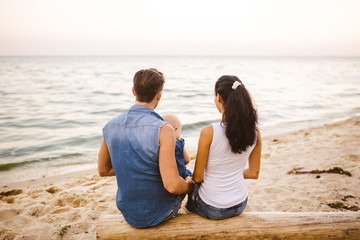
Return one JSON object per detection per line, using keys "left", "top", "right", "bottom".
{"left": 198, "top": 122, "right": 256, "bottom": 208}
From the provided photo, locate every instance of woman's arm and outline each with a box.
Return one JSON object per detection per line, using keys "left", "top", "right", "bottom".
{"left": 98, "top": 138, "right": 115, "bottom": 176}
{"left": 192, "top": 125, "right": 213, "bottom": 183}
{"left": 243, "top": 130, "right": 262, "bottom": 179}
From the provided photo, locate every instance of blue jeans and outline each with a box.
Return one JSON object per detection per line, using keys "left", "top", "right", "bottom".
{"left": 161, "top": 195, "right": 182, "bottom": 223}
{"left": 186, "top": 183, "right": 248, "bottom": 220}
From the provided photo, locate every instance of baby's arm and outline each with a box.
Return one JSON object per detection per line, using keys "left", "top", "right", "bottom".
{"left": 183, "top": 146, "right": 190, "bottom": 165}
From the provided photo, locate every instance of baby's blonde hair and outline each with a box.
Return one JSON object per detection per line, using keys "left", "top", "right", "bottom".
{"left": 162, "top": 114, "right": 182, "bottom": 131}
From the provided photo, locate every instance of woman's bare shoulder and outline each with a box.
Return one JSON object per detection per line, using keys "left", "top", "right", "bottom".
{"left": 200, "top": 124, "right": 214, "bottom": 140}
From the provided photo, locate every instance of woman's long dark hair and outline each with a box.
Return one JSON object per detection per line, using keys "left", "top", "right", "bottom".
{"left": 215, "top": 75, "right": 258, "bottom": 154}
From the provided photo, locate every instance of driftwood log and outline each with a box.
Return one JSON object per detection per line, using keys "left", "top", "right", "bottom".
{"left": 96, "top": 212, "right": 360, "bottom": 239}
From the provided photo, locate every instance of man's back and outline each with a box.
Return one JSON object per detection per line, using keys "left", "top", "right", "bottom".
{"left": 103, "top": 104, "right": 179, "bottom": 228}
{"left": 98, "top": 68, "right": 193, "bottom": 228}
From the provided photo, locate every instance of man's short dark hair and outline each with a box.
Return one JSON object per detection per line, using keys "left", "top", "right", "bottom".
{"left": 133, "top": 68, "right": 165, "bottom": 103}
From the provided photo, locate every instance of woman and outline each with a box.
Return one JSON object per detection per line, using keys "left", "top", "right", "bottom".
{"left": 186, "top": 75, "right": 261, "bottom": 220}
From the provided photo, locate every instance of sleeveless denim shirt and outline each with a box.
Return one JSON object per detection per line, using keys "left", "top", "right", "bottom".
{"left": 102, "top": 104, "right": 178, "bottom": 228}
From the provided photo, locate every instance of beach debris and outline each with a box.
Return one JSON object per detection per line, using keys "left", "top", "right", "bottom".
{"left": 342, "top": 195, "right": 355, "bottom": 201}
{"left": 327, "top": 201, "right": 359, "bottom": 212}
{"left": 46, "top": 187, "right": 60, "bottom": 194}
{"left": 287, "top": 167, "right": 351, "bottom": 177}
{"left": 0, "top": 229, "right": 16, "bottom": 240}
{"left": 59, "top": 224, "right": 71, "bottom": 236}
{"left": 5, "top": 197, "right": 14, "bottom": 204}
{"left": 0, "top": 189, "right": 22, "bottom": 197}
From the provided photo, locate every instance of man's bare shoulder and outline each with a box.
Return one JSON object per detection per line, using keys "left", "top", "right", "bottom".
{"left": 159, "top": 123, "right": 175, "bottom": 143}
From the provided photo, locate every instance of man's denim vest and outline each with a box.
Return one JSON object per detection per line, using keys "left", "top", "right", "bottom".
{"left": 103, "top": 104, "right": 178, "bottom": 228}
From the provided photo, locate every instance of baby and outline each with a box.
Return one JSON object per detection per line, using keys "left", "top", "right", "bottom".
{"left": 162, "top": 114, "right": 192, "bottom": 178}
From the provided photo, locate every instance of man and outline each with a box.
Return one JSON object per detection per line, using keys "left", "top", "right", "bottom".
{"left": 98, "top": 68, "right": 194, "bottom": 228}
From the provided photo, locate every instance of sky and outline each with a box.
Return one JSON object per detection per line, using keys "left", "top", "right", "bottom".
{"left": 0, "top": 0, "right": 359, "bottom": 56}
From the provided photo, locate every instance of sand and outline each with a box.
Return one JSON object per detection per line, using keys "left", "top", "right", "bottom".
{"left": 1, "top": 116, "right": 359, "bottom": 240}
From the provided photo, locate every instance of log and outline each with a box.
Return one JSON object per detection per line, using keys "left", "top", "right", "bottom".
{"left": 96, "top": 212, "right": 360, "bottom": 239}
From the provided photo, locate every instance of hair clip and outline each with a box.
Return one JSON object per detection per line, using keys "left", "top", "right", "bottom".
{"left": 232, "top": 81, "right": 241, "bottom": 90}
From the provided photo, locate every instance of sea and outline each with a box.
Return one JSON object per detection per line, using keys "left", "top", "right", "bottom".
{"left": 1, "top": 56, "right": 359, "bottom": 183}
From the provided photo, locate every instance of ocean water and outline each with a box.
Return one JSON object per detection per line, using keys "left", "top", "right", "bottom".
{"left": 0, "top": 56, "right": 359, "bottom": 183}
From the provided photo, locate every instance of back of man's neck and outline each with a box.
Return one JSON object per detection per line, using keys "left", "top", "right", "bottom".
{"left": 135, "top": 101, "right": 156, "bottom": 110}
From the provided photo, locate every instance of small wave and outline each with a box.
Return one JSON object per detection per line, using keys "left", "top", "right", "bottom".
{"left": 51, "top": 160, "right": 94, "bottom": 167}
{"left": 90, "top": 108, "right": 127, "bottom": 115}
{"left": 0, "top": 159, "right": 41, "bottom": 171}
{"left": 176, "top": 93, "right": 210, "bottom": 98}
{"left": 0, "top": 115, "right": 15, "bottom": 120}
{"left": 352, "top": 107, "right": 360, "bottom": 112}
{"left": 182, "top": 119, "right": 219, "bottom": 134}
{"left": 0, "top": 153, "right": 83, "bottom": 172}
{"left": 1, "top": 118, "right": 84, "bottom": 130}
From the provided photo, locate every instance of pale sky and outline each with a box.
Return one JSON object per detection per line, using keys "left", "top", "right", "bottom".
{"left": 0, "top": 0, "right": 359, "bottom": 56}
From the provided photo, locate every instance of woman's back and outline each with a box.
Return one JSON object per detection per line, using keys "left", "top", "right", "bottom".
{"left": 187, "top": 75, "right": 261, "bottom": 220}
{"left": 199, "top": 122, "right": 256, "bottom": 208}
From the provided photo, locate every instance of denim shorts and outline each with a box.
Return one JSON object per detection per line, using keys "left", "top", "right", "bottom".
{"left": 161, "top": 195, "right": 182, "bottom": 223}
{"left": 186, "top": 183, "right": 247, "bottom": 220}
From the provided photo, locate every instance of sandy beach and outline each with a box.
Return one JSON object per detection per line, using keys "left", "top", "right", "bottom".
{"left": 1, "top": 116, "right": 359, "bottom": 240}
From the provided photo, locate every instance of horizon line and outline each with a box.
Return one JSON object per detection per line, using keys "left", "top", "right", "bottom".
{"left": 1, "top": 54, "right": 360, "bottom": 58}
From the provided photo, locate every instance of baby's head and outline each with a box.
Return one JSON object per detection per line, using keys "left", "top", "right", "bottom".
{"left": 162, "top": 114, "right": 182, "bottom": 140}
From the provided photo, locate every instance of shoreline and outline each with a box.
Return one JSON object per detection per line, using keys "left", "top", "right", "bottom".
{"left": 0, "top": 168, "right": 98, "bottom": 190}
{"left": 1, "top": 115, "right": 358, "bottom": 189}
{"left": 1, "top": 115, "right": 359, "bottom": 239}
{"left": 1, "top": 112, "right": 359, "bottom": 185}
{"left": 259, "top": 112, "right": 360, "bottom": 139}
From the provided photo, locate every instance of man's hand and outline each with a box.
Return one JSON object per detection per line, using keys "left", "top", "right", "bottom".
{"left": 185, "top": 176, "right": 195, "bottom": 194}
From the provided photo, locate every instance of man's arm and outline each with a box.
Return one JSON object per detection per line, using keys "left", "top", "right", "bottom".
{"left": 159, "top": 124, "right": 193, "bottom": 194}
{"left": 243, "top": 130, "right": 262, "bottom": 179}
{"left": 98, "top": 138, "right": 115, "bottom": 177}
